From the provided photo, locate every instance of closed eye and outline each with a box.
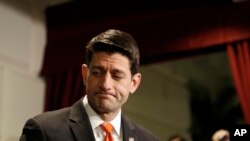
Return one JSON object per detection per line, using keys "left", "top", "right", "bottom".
{"left": 91, "top": 69, "right": 102, "bottom": 76}
{"left": 112, "top": 71, "right": 125, "bottom": 80}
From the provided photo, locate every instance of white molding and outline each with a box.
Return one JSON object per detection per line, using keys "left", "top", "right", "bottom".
{"left": 0, "top": 53, "right": 29, "bottom": 76}
{"left": 0, "top": 66, "right": 3, "bottom": 140}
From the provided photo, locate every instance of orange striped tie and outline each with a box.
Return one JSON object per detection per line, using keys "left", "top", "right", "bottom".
{"left": 101, "top": 123, "right": 114, "bottom": 141}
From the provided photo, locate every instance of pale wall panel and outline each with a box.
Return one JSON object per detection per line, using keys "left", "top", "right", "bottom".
{"left": 1, "top": 69, "right": 45, "bottom": 141}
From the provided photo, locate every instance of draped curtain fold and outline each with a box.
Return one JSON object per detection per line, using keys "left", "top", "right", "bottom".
{"left": 227, "top": 39, "right": 250, "bottom": 124}
{"left": 44, "top": 69, "right": 84, "bottom": 111}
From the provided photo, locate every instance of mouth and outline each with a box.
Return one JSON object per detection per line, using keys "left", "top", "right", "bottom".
{"left": 96, "top": 92, "right": 115, "bottom": 97}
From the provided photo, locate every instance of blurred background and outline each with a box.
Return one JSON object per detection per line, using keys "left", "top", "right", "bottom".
{"left": 0, "top": 0, "right": 250, "bottom": 141}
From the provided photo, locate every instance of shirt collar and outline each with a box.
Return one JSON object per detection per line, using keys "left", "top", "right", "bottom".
{"left": 82, "top": 95, "right": 121, "bottom": 135}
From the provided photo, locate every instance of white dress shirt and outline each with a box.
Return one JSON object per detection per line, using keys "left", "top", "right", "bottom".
{"left": 83, "top": 96, "right": 123, "bottom": 141}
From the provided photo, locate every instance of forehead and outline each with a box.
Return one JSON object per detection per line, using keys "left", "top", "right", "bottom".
{"left": 90, "top": 52, "right": 130, "bottom": 69}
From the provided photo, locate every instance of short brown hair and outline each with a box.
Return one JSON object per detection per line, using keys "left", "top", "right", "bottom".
{"left": 85, "top": 29, "right": 140, "bottom": 75}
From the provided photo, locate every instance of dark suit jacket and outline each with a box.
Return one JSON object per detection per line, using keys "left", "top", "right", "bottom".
{"left": 20, "top": 98, "right": 160, "bottom": 141}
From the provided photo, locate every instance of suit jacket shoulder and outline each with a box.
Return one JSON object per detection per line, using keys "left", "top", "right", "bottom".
{"left": 20, "top": 99, "right": 95, "bottom": 141}
{"left": 121, "top": 114, "right": 160, "bottom": 141}
{"left": 20, "top": 98, "right": 160, "bottom": 141}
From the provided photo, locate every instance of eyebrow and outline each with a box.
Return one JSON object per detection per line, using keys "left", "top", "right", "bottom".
{"left": 90, "top": 65, "right": 126, "bottom": 75}
{"left": 112, "top": 69, "right": 126, "bottom": 75}
{"left": 90, "top": 65, "right": 103, "bottom": 70}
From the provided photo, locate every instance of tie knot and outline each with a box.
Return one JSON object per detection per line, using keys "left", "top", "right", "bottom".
{"left": 101, "top": 123, "right": 113, "bottom": 134}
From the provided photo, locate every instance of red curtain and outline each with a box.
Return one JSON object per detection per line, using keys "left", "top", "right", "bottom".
{"left": 44, "top": 69, "right": 84, "bottom": 111}
{"left": 42, "top": 1, "right": 250, "bottom": 121}
{"left": 227, "top": 39, "right": 250, "bottom": 124}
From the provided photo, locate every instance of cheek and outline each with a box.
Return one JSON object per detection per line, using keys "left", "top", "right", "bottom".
{"left": 117, "top": 82, "right": 132, "bottom": 96}
{"left": 86, "top": 77, "right": 97, "bottom": 89}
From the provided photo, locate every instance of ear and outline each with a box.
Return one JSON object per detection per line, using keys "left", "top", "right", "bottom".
{"left": 129, "top": 73, "right": 141, "bottom": 94}
{"left": 81, "top": 64, "right": 88, "bottom": 85}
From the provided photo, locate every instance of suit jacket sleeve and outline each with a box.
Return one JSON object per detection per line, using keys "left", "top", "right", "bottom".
{"left": 20, "top": 119, "right": 46, "bottom": 141}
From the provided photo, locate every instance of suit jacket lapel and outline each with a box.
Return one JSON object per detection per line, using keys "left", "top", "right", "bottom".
{"left": 69, "top": 98, "right": 95, "bottom": 141}
{"left": 121, "top": 114, "right": 137, "bottom": 141}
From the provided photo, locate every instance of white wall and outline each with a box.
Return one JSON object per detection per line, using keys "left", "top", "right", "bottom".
{"left": 124, "top": 51, "right": 231, "bottom": 141}
{"left": 0, "top": 0, "right": 46, "bottom": 140}
{"left": 124, "top": 65, "right": 191, "bottom": 141}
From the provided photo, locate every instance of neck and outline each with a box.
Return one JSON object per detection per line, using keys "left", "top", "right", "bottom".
{"left": 100, "top": 113, "right": 117, "bottom": 122}
{"left": 96, "top": 108, "right": 120, "bottom": 122}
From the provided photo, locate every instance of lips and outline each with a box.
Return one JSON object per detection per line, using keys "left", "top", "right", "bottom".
{"left": 95, "top": 92, "right": 115, "bottom": 97}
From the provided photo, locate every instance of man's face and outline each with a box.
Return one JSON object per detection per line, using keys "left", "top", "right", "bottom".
{"left": 82, "top": 52, "right": 141, "bottom": 115}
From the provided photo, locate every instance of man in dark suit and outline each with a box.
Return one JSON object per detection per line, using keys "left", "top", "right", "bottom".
{"left": 20, "top": 29, "right": 160, "bottom": 141}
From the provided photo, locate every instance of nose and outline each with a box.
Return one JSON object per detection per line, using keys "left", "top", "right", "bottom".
{"left": 99, "top": 73, "right": 113, "bottom": 91}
